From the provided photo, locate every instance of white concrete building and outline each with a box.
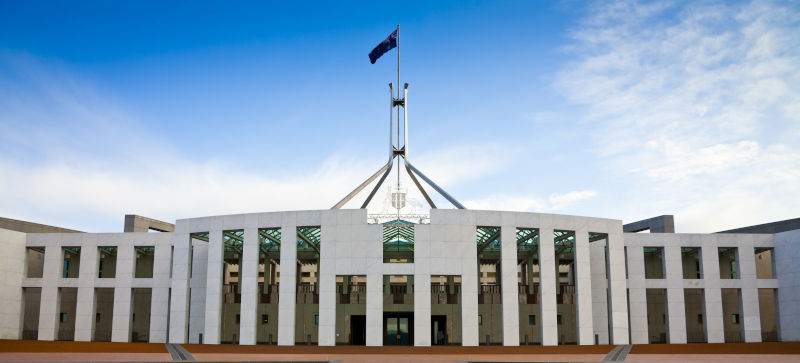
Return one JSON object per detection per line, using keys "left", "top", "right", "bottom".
{"left": 1, "top": 210, "right": 798, "bottom": 346}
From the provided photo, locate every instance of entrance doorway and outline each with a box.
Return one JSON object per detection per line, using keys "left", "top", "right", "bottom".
{"left": 350, "top": 315, "right": 366, "bottom": 345}
{"left": 431, "top": 315, "right": 448, "bottom": 345}
{"left": 384, "top": 312, "right": 413, "bottom": 345}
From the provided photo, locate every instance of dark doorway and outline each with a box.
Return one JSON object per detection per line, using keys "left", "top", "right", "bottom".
{"left": 384, "top": 312, "right": 413, "bottom": 345}
{"left": 431, "top": 315, "right": 448, "bottom": 345}
{"left": 350, "top": 315, "right": 366, "bottom": 345}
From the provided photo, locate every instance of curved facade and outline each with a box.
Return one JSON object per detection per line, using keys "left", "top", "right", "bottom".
{"left": 1, "top": 209, "right": 797, "bottom": 346}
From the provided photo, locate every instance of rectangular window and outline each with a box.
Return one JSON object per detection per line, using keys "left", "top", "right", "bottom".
{"left": 681, "top": 247, "right": 702, "bottom": 279}
{"left": 262, "top": 314, "right": 268, "bottom": 324}
{"left": 61, "top": 247, "right": 81, "bottom": 278}
{"left": 478, "top": 315, "right": 483, "bottom": 325}
{"left": 25, "top": 247, "right": 45, "bottom": 278}
{"left": 754, "top": 248, "right": 775, "bottom": 279}
{"left": 383, "top": 222, "right": 414, "bottom": 263}
{"left": 236, "top": 314, "right": 240, "bottom": 324}
{"left": 732, "top": 314, "right": 740, "bottom": 324}
{"left": 698, "top": 314, "right": 703, "bottom": 324}
{"left": 529, "top": 315, "right": 536, "bottom": 325}
{"left": 60, "top": 313, "right": 67, "bottom": 323}
{"left": 557, "top": 314, "right": 562, "bottom": 325}
{"left": 134, "top": 246, "right": 155, "bottom": 278}
{"left": 314, "top": 314, "right": 319, "bottom": 325}
{"left": 719, "top": 247, "right": 739, "bottom": 279}
{"left": 97, "top": 247, "right": 117, "bottom": 278}
{"left": 643, "top": 247, "right": 665, "bottom": 279}
{"left": 96, "top": 313, "right": 101, "bottom": 323}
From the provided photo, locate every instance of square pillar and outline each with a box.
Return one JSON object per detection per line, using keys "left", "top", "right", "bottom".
{"left": 239, "top": 228, "right": 259, "bottom": 345}
{"left": 366, "top": 273, "right": 383, "bottom": 346}
{"left": 607, "top": 229, "right": 630, "bottom": 344}
{"left": 500, "top": 226, "right": 519, "bottom": 346}
{"left": 74, "top": 242, "right": 98, "bottom": 341}
{"left": 149, "top": 244, "right": 172, "bottom": 343}
{"left": 575, "top": 229, "right": 594, "bottom": 345}
{"left": 739, "top": 245, "right": 762, "bottom": 342}
{"left": 37, "top": 245, "right": 62, "bottom": 341}
{"left": 664, "top": 245, "right": 687, "bottom": 343}
{"left": 590, "top": 241, "right": 610, "bottom": 345}
{"left": 413, "top": 274, "right": 431, "bottom": 346}
{"left": 277, "top": 224, "right": 297, "bottom": 345}
{"left": 701, "top": 241, "right": 724, "bottom": 343}
{"left": 169, "top": 233, "right": 191, "bottom": 344}
{"left": 539, "top": 227, "right": 558, "bottom": 346}
{"left": 626, "top": 245, "right": 647, "bottom": 344}
{"left": 203, "top": 230, "right": 223, "bottom": 344}
{"left": 461, "top": 225, "right": 479, "bottom": 346}
{"left": 318, "top": 224, "right": 335, "bottom": 346}
{"left": 413, "top": 224, "right": 431, "bottom": 347}
{"left": 111, "top": 245, "right": 134, "bottom": 342}
{"left": 188, "top": 239, "right": 208, "bottom": 343}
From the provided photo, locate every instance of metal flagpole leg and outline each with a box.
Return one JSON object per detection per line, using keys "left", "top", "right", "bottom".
{"left": 331, "top": 156, "right": 396, "bottom": 209}
{"left": 404, "top": 158, "right": 436, "bottom": 208}
{"left": 404, "top": 157, "right": 466, "bottom": 209}
{"left": 360, "top": 159, "right": 395, "bottom": 209}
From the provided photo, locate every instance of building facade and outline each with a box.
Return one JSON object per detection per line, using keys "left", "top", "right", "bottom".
{"left": 1, "top": 209, "right": 799, "bottom": 346}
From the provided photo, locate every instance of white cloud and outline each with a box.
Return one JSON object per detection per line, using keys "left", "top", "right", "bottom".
{"left": 464, "top": 189, "right": 597, "bottom": 212}
{"left": 554, "top": 0, "right": 800, "bottom": 231}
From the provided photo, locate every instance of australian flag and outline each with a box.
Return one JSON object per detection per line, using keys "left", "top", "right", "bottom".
{"left": 369, "top": 29, "right": 397, "bottom": 64}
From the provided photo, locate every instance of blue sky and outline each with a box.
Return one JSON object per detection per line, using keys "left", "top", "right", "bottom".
{"left": 1, "top": 0, "right": 798, "bottom": 233}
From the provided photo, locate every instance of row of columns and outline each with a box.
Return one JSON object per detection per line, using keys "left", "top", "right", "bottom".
{"left": 35, "top": 243, "right": 170, "bottom": 342}
{"left": 169, "top": 224, "right": 628, "bottom": 346}
{"left": 628, "top": 244, "right": 766, "bottom": 343}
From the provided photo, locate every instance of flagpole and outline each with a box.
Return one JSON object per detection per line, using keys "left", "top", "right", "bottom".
{"left": 396, "top": 24, "right": 401, "bottom": 222}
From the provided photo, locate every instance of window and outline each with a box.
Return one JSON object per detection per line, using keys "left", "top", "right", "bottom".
{"left": 732, "top": 314, "right": 740, "bottom": 324}
{"left": 236, "top": 314, "right": 240, "bottom": 324}
{"left": 529, "top": 315, "right": 536, "bottom": 325}
{"left": 132, "top": 313, "right": 135, "bottom": 322}
{"left": 478, "top": 315, "right": 483, "bottom": 325}
{"left": 62, "top": 261, "right": 69, "bottom": 278}
{"left": 60, "top": 313, "right": 67, "bottom": 323}
{"left": 314, "top": 314, "right": 319, "bottom": 325}
{"left": 96, "top": 313, "right": 101, "bottom": 323}
{"left": 262, "top": 314, "right": 269, "bottom": 324}
{"left": 698, "top": 314, "right": 703, "bottom": 324}
{"left": 557, "top": 314, "right": 562, "bottom": 325}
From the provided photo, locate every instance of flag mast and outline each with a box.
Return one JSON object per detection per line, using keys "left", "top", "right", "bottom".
{"left": 332, "top": 26, "right": 466, "bottom": 210}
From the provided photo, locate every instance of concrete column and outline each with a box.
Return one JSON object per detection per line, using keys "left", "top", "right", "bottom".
{"left": 413, "top": 224, "right": 431, "bottom": 347}
{"left": 626, "top": 245, "right": 647, "bottom": 344}
{"left": 74, "top": 242, "right": 98, "bottom": 341}
{"left": 318, "top": 225, "right": 335, "bottom": 346}
{"left": 203, "top": 230, "right": 223, "bottom": 344}
{"left": 607, "top": 228, "right": 630, "bottom": 344}
{"left": 0, "top": 229, "right": 25, "bottom": 340}
{"left": 413, "top": 274, "right": 431, "bottom": 346}
{"left": 575, "top": 229, "right": 594, "bottom": 345}
{"left": 590, "top": 241, "right": 610, "bottom": 345}
{"left": 500, "top": 226, "right": 519, "bottom": 346}
{"left": 277, "top": 224, "right": 297, "bottom": 345}
{"left": 539, "top": 227, "right": 558, "bottom": 346}
{"left": 169, "top": 233, "right": 191, "bottom": 344}
{"left": 149, "top": 244, "right": 171, "bottom": 343}
{"left": 188, "top": 239, "right": 208, "bottom": 343}
{"left": 739, "top": 245, "right": 762, "bottom": 342}
{"left": 664, "top": 245, "right": 687, "bottom": 343}
{"left": 701, "top": 241, "right": 724, "bottom": 343}
{"left": 366, "top": 273, "right": 383, "bottom": 346}
{"left": 38, "top": 245, "right": 62, "bottom": 341}
{"left": 111, "top": 245, "right": 134, "bottom": 342}
{"left": 461, "top": 225, "right": 479, "bottom": 346}
{"left": 239, "top": 228, "right": 259, "bottom": 345}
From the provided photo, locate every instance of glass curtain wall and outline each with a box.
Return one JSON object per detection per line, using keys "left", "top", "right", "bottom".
{"left": 221, "top": 230, "right": 243, "bottom": 344}
{"left": 517, "top": 228, "right": 540, "bottom": 345}
{"left": 296, "top": 226, "right": 321, "bottom": 345}
{"left": 477, "top": 226, "right": 502, "bottom": 345}
{"left": 258, "top": 228, "right": 280, "bottom": 344}
{"left": 554, "top": 230, "right": 577, "bottom": 345}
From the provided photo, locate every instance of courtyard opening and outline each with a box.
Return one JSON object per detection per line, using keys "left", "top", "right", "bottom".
{"left": 296, "top": 226, "right": 321, "bottom": 345}
{"left": 93, "top": 288, "right": 114, "bottom": 342}
{"left": 130, "top": 288, "right": 151, "bottom": 342}
{"left": 258, "top": 227, "right": 280, "bottom": 344}
{"left": 517, "top": 228, "right": 540, "bottom": 345}
{"left": 646, "top": 288, "right": 668, "bottom": 343}
{"left": 431, "top": 275, "right": 461, "bottom": 345}
{"left": 383, "top": 275, "right": 413, "bottom": 345}
{"left": 684, "top": 288, "right": 706, "bottom": 343}
{"left": 335, "top": 275, "right": 366, "bottom": 345}
{"left": 722, "top": 288, "right": 743, "bottom": 342}
{"left": 222, "top": 230, "right": 243, "bottom": 344}
{"left": 555, "top": 230, "right": 577, "bottom": 345}
{"left": 477, "top": 226, "right": 502, "bottom": 345}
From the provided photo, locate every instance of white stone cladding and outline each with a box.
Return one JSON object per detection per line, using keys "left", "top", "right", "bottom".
{"left": 0, "top": 209, "right": 796, "bottom": 346}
